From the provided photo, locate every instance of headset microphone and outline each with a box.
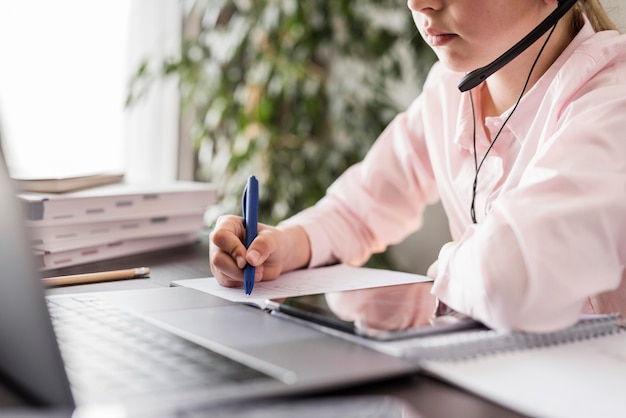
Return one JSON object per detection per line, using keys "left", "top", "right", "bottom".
{"left": 458, "top": 0, "right": 578, "bottom": 92}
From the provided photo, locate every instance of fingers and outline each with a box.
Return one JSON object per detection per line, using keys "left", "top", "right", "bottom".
{"left": 209, "top": 215, "right": 290, "bottom": 288}
{"left": 209, "top": 215, "right": 247, "bottom": 287}
{"left": 209, "top": 215, "right": 281, "bottom": 286}
{"left": 212, "top": 215, "right": 247, "bottom": 264}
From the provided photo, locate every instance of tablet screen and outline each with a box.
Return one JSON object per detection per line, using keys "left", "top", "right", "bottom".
{"left": 266, "top": 282, "right": 483, "bottom": 341}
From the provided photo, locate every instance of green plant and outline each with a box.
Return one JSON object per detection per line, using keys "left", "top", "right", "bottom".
{"left": 129, "top": 0, "right": 435, "bottom": 268}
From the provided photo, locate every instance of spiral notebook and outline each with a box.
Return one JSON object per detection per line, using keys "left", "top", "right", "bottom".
{"left": 421, "top": 327, "right": 626, "bottom": 418}
{"left": 271, "top": 308, "right": 623, "bottom": 360}
{"left": 374, "top": 313, "right": 623, "bottom": 360}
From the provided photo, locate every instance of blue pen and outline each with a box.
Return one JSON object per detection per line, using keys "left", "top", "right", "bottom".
{"left": 242, "top": 175, "right": 259, "bottom": 296}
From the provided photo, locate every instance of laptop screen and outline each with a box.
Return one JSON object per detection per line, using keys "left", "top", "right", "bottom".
{"left": 0, "top": 144, "right": 74, "bottom": 407}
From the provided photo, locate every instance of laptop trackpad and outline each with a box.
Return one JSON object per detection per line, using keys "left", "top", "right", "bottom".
{"left": 147, "top": 305, "right": 317, "bottom": 348}
{"left": 144, "top": 305, "right": 413, "bottom": 384}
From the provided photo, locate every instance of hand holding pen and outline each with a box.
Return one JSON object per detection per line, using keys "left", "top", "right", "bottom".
{"left": 242, "top": 175, "right": 259, "bottom": 296}
{"left": 208, "top": 175, "right": 312, "bottom": 291}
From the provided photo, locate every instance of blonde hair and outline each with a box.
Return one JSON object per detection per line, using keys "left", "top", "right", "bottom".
{"left": 572, "top": 0, "right": 619, "bottom": 33}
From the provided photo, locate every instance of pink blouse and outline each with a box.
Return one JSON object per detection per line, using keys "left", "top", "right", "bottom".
{"left": 283, "top": 20, "right": 626, "bottom": 332}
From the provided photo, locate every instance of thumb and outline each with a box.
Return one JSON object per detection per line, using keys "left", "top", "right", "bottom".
{"left": 245, "top": 248, "right": 262, "bottom": 266}
{"left": 245, "top": 230, "right": 277, "bottom": 267}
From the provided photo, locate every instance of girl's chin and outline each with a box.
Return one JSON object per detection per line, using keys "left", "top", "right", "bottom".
{"left": 435, "top": 54, "right": 486, "bottom": 75}
{"left": 437, "top": 59, "right": 474, "bottom": 74}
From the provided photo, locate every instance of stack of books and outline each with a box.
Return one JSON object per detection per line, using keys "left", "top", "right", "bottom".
{"left": 18, "top": 181, "right": 218, "bottom": 270}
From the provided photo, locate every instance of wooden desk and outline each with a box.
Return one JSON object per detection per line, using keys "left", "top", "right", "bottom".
{"left": 13, "top": 239, "right": 526, "bottom": 418}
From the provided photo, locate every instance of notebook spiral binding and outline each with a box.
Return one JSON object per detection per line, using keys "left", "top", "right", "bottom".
{"left": 402, "top": 314, "right": 622, "bottom": 362}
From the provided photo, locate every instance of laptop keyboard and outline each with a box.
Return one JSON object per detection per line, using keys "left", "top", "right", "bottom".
{"left": 46, "top": 296, "right": 271, "bottom": 404}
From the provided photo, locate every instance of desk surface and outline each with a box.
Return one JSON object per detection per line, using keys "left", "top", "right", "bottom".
{"left": 5, "top": 239, "right": 526, "bottom": 418}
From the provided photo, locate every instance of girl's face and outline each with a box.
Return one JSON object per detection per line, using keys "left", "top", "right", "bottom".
{"left": 408, "top": 0, "right": 554, "bottom": 73}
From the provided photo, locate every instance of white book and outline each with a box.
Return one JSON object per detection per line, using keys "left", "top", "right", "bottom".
{"left": 35, "top": 232, "right": 198, "bottom": 270}
{"left": 28, "top": 211, "right": 206, "bottom": 252}
{"left": 20, "top": 181, "right": 218, "bottom": 225}
{"left": 12, "top": 171, "right": 125, "bottom": 193}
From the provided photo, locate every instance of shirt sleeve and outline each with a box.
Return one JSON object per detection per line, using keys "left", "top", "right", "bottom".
{"left": 281, "top": 94, "right": 440, "bottom": 268}
{"left": 431, "top": 84, "right": 626, "bottom": 332}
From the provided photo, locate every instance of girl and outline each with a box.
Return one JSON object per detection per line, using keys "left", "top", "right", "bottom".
{"left": 209, "top": 0, "right": 626, "bottom": 332}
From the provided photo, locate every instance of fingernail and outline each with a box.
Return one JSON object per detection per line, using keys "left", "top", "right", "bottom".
{"left": 247, "top": 250, "right": 260, "bottom": 265}
{"left": 236, "top": 256, "right": 246, "bottom": 269}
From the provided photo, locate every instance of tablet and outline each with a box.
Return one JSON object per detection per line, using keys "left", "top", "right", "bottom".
{"left": 264, "top": 282, "right": 483, "bottom": 341}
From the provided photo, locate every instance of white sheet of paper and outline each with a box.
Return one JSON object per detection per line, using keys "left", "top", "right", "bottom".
{"left": 172, "top": 264, "right": 431, "bottom": 307}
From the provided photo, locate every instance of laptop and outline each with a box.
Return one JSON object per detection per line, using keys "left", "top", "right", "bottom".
{"left": 0, "top": 149, "right": 421, "bottom": 416}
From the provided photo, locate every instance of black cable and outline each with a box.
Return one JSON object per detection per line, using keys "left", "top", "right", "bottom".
{"left": 469, "top": 22, "right": 559, "bottom": 224}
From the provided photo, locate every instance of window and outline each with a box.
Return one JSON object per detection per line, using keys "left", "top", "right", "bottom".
{"left": 0, "top": 0, "right": 181, "bottom": 183}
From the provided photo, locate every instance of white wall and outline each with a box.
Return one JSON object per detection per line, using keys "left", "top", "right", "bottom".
{"left": 124, "top": 0, "right": 181, "bottom": 184}
{"left": 601, "top": 0, "right": 626, "bottom": 31}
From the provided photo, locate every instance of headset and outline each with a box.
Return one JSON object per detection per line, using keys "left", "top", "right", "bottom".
{"left": 458, "top": 0, "right": 579, "bottom": 92}
{"left": 463, "top": 0, "right": 578, "bottom": 223}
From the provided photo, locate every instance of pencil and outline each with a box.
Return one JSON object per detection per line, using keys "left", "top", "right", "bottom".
{"left": 41, "top": 267, "right": 151, "bottom": 287}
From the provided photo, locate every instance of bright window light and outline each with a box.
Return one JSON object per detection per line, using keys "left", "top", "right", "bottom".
{"left": 0, "top": 1, "right": 130, "bottom": 178}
